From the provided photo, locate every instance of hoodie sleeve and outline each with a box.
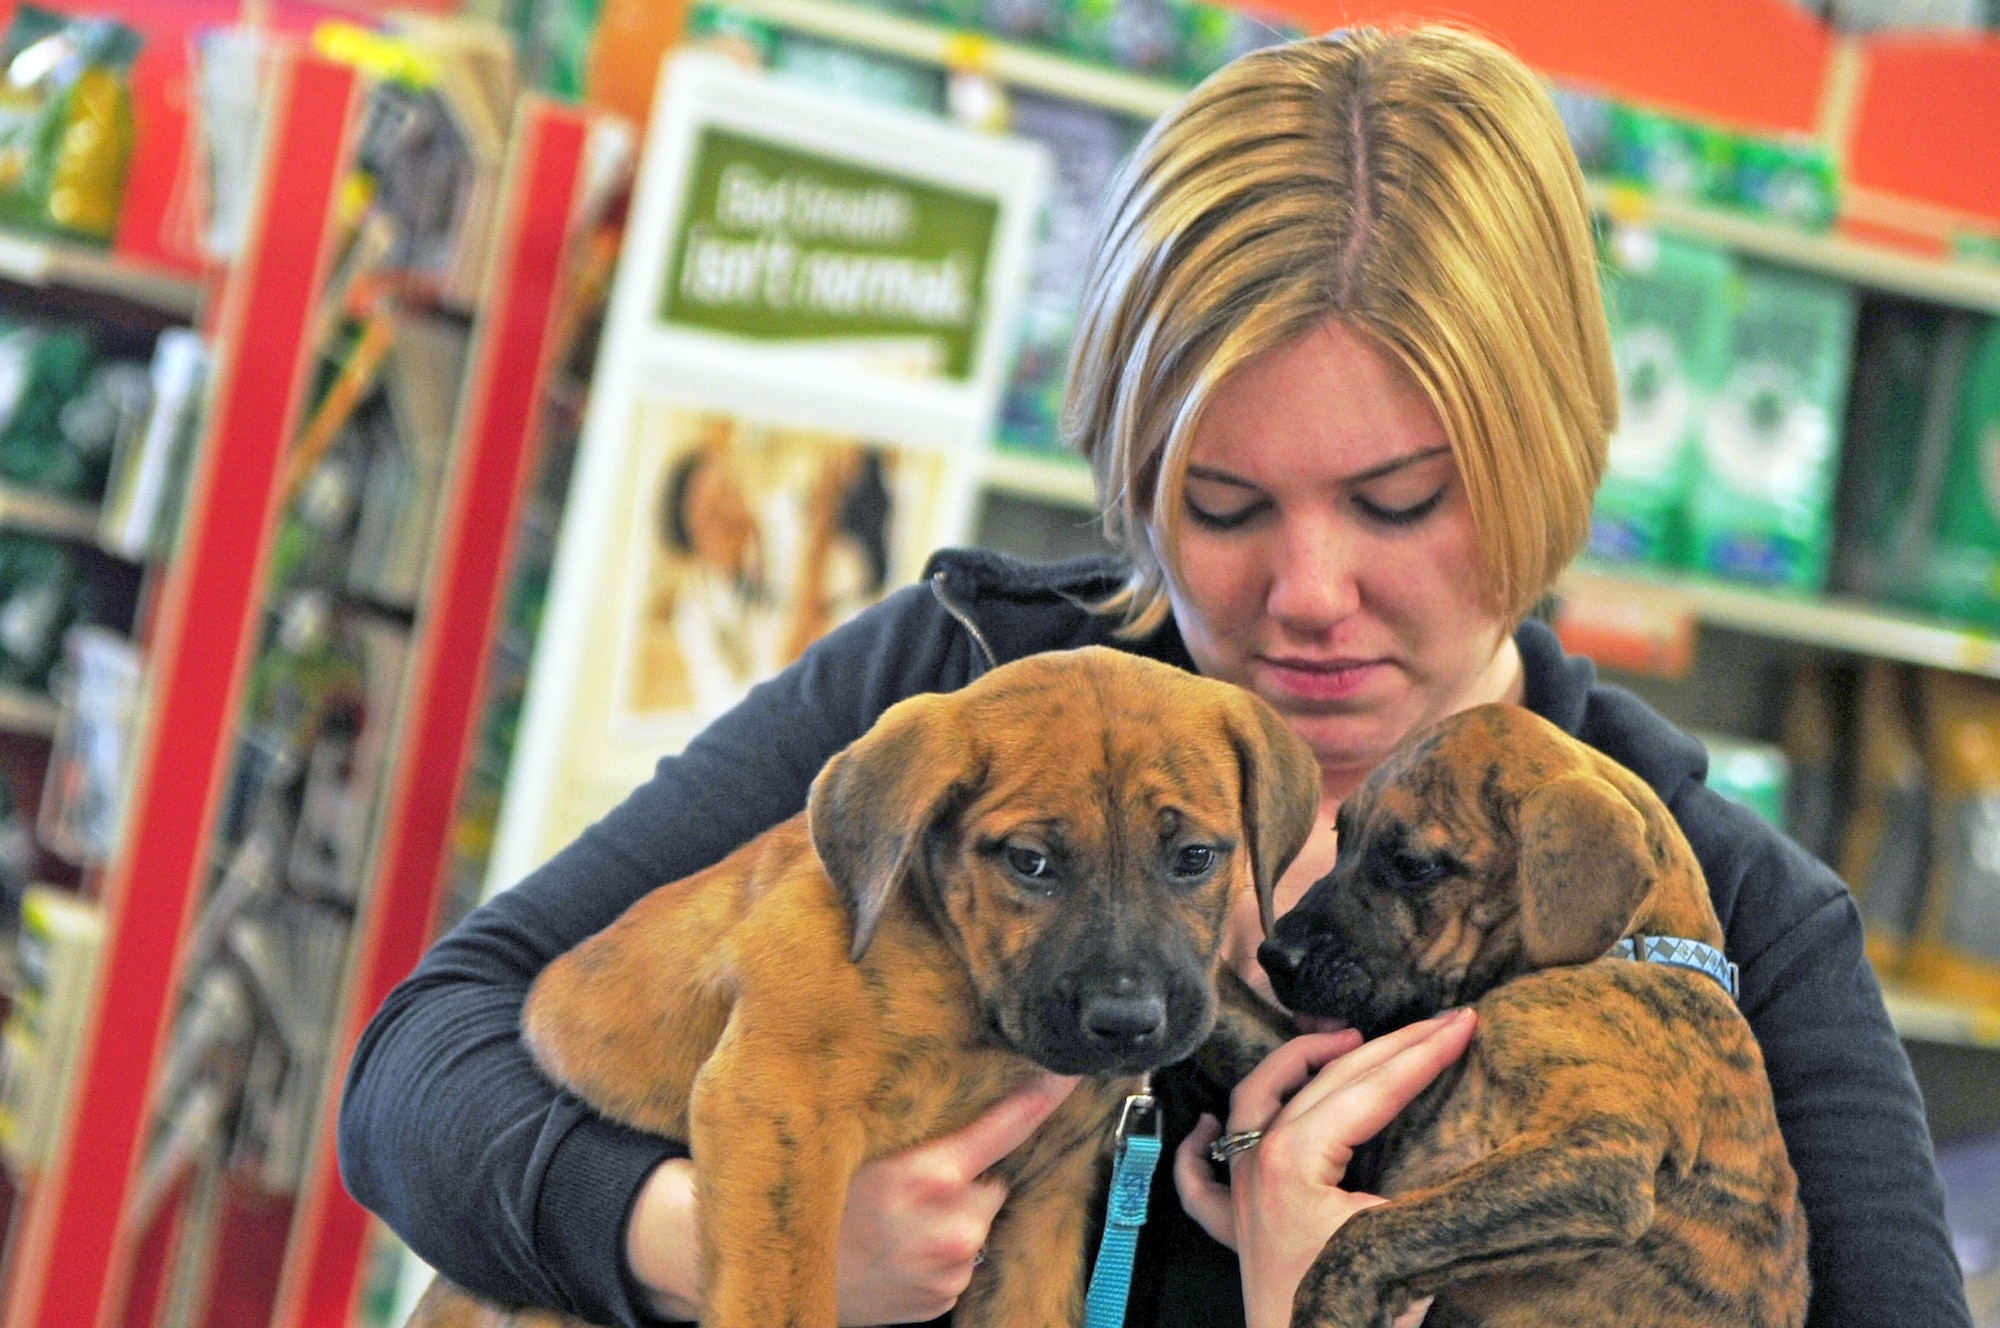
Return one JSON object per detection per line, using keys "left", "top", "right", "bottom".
{"left": 336, "top": 581, "right": 982, "bottom": 1327}
{"left": 1683, "top": 786, "right": 1972, "bottom": 1328}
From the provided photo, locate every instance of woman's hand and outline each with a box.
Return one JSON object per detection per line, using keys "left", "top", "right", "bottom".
{"left": 626, "top": 1072, "right": 1080, "bottom": 1324}
{"left": 1172, "top": 1008, "right": 1476, "bottom": 1328}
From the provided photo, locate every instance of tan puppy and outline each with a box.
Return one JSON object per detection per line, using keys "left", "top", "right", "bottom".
{"left": 409, "top": 645, "right": 1318, "bottom": 1328}
{"left": 1258, "top": 703, "right": 1808, "bottom": 1328}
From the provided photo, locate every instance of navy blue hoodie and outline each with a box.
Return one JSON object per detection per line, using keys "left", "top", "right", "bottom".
{"left": 338, "top": 549, "right": 1970, "bottom": 1327}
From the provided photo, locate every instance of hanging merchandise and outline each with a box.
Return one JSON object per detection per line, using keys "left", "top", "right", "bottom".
{"left": 1590, "top": 227, "right": 1736, "bottom": 568}
{"left": 1907, "top": 670, "right": 2000, "bottom": 1006}
{"left": 0, "top": 5, "right": 140, "bottom": 244}
{"left": 1839, "top": 660, "right": 1933, "bottom": 976}
{"left": 1685, "top": 261, "right": 1858, "bottom": 590}
{"left": 1916, "top": 316, "right": 2000, "bottom": 628}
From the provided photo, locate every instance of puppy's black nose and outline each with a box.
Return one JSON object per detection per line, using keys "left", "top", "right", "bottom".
{"left": 1257, "top": 936, "right": 1310, "bottom": 1003}
{"left": 1081, "top": 993, "right": 1168, "bottom": 1046}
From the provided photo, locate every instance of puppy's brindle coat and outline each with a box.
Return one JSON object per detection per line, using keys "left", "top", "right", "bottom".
{"left": 404, "top": 646, "right": 1317, "bottom": 1328}
{"left": 1255, "top": 703, "right": 1808, "bottom": 1328}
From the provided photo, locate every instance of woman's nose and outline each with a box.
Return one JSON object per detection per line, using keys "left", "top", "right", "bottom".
{"left": 1266, "top": 517, "right": 1361, "bottom": 627}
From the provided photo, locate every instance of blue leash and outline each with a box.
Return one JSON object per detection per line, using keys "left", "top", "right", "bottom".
{"left": 1083, "top": 1086, "right": 1161, "bottom": 1328}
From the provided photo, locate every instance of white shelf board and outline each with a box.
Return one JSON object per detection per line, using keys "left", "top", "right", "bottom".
{"left": 0, "top": 683, "right": 59, "bottom": 736}
{"left": 980, "top": 446, "right": 1096, "bottom": 508}
{"left": 1591, "top": 181, "right": 2000, "bottom": 316}
{"left": 1562, "top": 564, "right": 2000, "bottom": 680}
{"left": 716, "top": 0, "right": 1187, "bottom": 118}
{"left": 0, "top": 484, "right": 103, "bottom": 544}
{"left": 0, "top": 230, "right": 204, "bottom": 317}
{"left": 1882, "top": 984, "right": 2000, "bottom": 1051}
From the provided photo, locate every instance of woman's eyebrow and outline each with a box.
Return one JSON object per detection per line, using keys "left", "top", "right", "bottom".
{"left": 1186, "top": 444, "right": 1452, "bottom": 491}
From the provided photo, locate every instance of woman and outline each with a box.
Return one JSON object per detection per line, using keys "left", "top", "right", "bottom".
{"left": 338, "top": 25, "right": 1971, "bottom": 1328}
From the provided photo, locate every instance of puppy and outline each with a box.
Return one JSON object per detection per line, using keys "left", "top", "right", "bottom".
{"left": 409, "top": 645, "right": 1319, "bottom": 1328}
{"left": 1256, "top": 703, "right": 1808, "bottom": 1328}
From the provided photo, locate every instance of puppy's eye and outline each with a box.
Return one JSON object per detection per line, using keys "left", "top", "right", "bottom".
{"left": 1171, "top": 845, "right": 1217, "bottom": 880}
{"left": 1388, "top": 851, "right": 1448, "bottom": 888}
{"left": 1004, "top": 845, "right": 1054, "bottom": 882}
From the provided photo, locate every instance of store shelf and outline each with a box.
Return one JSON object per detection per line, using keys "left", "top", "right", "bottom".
{"left": 1562, "top": 563, "right": 2000, "bottom": 679}
{"left": 0, "top": 484, "right": 103, "bottom": 545}
{"left": 981, "top": 445, "right": 1096, "bottom": 508}
{"left": 0, "top": 683, "right": 59, "bottom": 737}
{"left": 1590, "top": 181, "right": 2000, "bottom": 316}
{"left": 0, "top": 230, "right": 204, "bottom": 318}
{"left": 715, "top": 0, "right": 1185, "bottom": 118}
{"left": 1882, "top": 984, "right": 2000, "bottom": 1051}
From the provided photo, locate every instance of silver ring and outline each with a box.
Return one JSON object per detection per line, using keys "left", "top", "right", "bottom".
{"left": 1207, "top": 1129, "right": 1265, "bottom": 1163}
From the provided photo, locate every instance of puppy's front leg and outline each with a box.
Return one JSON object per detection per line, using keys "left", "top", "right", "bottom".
{"left": 687, "top": 1020, "right": 867, "bottom": 1328}
{"left": 1292, "top": 1122, "right": 1662, "bottom": 1328}
{"left": 950, "top": 1129, "right": 1101, "bottom": 1328}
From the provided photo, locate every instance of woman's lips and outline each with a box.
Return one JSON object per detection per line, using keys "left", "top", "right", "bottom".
{"left": 1259, "top": 655, "right": 1385, "bottom": 703}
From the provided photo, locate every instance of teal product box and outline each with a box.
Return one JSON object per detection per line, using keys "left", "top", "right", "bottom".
{"left": 1062, "top": 0, "right": 1178, "bottom": 74}
{"left": 1696, "top": 731, "right": 1791, "bottom": 828}
{"left": 1609, "top": 104, "right": 1735, "bottom": 207}
{"left": 1591, "top": 229, "right": 1737, "bottom": 567}
{"left": 1168, "top": 0, "right": 1297, "bottom": 85}
{"left": 770, "top": 33, "right": 947, "bottom": 111}
{"left": 1686, "top": 262, "right": 1858, "bottom": 590}
{"left": 1916, "top": 317, "right": 2000, "bottom": 627}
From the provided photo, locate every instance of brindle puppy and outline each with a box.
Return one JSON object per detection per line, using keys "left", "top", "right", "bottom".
{"left": 1257, "top": 703, "right": 1808, "bottom": 1328}
{"left": 406, "top": 646, "right": 1319, "bottom": 1328}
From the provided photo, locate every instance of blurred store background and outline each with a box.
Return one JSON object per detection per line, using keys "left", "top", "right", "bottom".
{"left": 0, "top": 0, "right": 1989, "bottom": 1324}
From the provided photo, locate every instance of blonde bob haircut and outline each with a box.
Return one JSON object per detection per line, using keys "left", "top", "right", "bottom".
{"left": 1065, "top": 24, "right": 1618, "bottom": 637}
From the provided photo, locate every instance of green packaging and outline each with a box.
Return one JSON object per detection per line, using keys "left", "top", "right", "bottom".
{"left": 1686, "top": 262, "right": 1858, "bottom": 590}
{"left": 1696, "top": 730, "right": 1791, "bottom": 828}
{"left": 1590, "top": 229, "right": 1736, "bottom": 567}
{"left": 1062, "top": 0, "right": 1178, "bottom": 75}
{"left": 0, "top": 7, "right": 140, "bottom": 243}
{"left": 1608, "top": 104, "right": 1735, "bottom": 206}
{"left": 1915, "top": 316, "right": 2000, "bottom": 627}
{"left": 1730, "top": 135, "right": 1838, "bottom": 232}
{"left": 1169, "top": 0, "right": 1295, "bottom": 86}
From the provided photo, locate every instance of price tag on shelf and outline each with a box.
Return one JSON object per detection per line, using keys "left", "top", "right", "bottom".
{"left": 1552, "top": 571, "right": 1699, "bottom": 679}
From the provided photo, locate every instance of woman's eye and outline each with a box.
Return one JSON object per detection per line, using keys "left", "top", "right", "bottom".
{"left": 1005, "top": 846, "right": 1053, "bottom": 881}
{"left": 1354, "top": 486, "right": 1446, "bottom": 528}
{"left": 1185, "top": 497, "right": 1268, "bottom": 531}
{"left": 1171, "top": 845, "right": 1217, "bottom": 878}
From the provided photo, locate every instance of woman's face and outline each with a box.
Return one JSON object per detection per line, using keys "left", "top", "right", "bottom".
{"left": 1160, "top": 320, "right": 1521, "bottom": 802}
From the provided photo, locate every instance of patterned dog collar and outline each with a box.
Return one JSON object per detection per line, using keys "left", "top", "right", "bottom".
{"left": 1607, "top": 933, "right": 1739, "bottom": 1001}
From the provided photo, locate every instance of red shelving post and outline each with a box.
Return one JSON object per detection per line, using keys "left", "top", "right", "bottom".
{"left": 267, "top": 97, "right": 603, "bottom": 1328}
{"left": 0, "top": 48, "right": 362, "bottom": 1328}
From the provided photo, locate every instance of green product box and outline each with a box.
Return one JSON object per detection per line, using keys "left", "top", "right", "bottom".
{"left": 1916, "top": 318, "right": 2000, "bottom": 627}
{"left": 1608, "top": 104, "right": 1735, "bottom": 207}
{"left": 1061, "top": 0, "right": 1179, "bottom": 76}
{"left": 1168, "top": 0, "right": 1296, "bottom": 86}
{"left": 770, "top": 33, "right": 947, "bottom": 112}
{"left": 1730, "top": 135, "right": 1838, "bottom": 232}
{"left": 1686, "top": 262, "right": 1859, "bottom": 591}
{"left": 1591, "top": 229, "right": 1737, "bottom": 567}
{"left": 1695, "top": 731, "right": 1791, "bottom": 829}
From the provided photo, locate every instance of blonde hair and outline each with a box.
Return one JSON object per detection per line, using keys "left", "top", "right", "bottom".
{"left": 1064, "top": 25, "right": 1617, "bottom": 636}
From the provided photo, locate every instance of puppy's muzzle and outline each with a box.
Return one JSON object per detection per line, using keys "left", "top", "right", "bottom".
{"left": 1258, "top": 918, "right": 1371, "bottom": 1021}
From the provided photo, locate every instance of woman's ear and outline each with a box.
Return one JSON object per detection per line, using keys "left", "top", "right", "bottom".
{"left": 808, "top": 692, "right": 978, "bottom": 961}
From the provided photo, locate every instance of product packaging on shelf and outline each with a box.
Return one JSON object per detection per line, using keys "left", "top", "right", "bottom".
{"left": 1608, "top": 104, "right": 1735, "bottom": 207}
{"left": 1694, "top": 730, "right": 1790, "bottom": 828}
{"left": 1906, "top": 670, "right": 2000, "bottom": 1006}
{"left": 1839, "top": 660, "right": 1933, "bottom": 976}
{"left": 0, "top": 884, "right": 103, "bottom": 1174}
{"left": 0, "top": 6, "right": 140, "bottom": 244}
{"left": 1685, "top": 261, "right": 1858, "bottom": 590}
{"left": 1831, "top": 301, "right": 1962, "bottom": 609}
{"left": 1591, "top": 228, "right": 1736, "bottom": 568}
{"left": 1915, "top": 316, "right": 2000, "bottom": 628}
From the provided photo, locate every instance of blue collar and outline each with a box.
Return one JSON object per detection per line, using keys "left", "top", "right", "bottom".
{"left": 1607, "top": 933, "right": 1739, "bottom": 1001}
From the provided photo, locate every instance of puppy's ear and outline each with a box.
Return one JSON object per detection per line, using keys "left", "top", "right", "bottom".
{"left": 1516, "top": 773, "right": 1653, "bottom": 967}
{"left": 809, "top": 693, "right": 978, "bottom": 962}
{"left": 1223, "top": 689, "right": 1322, "bottom": 937}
